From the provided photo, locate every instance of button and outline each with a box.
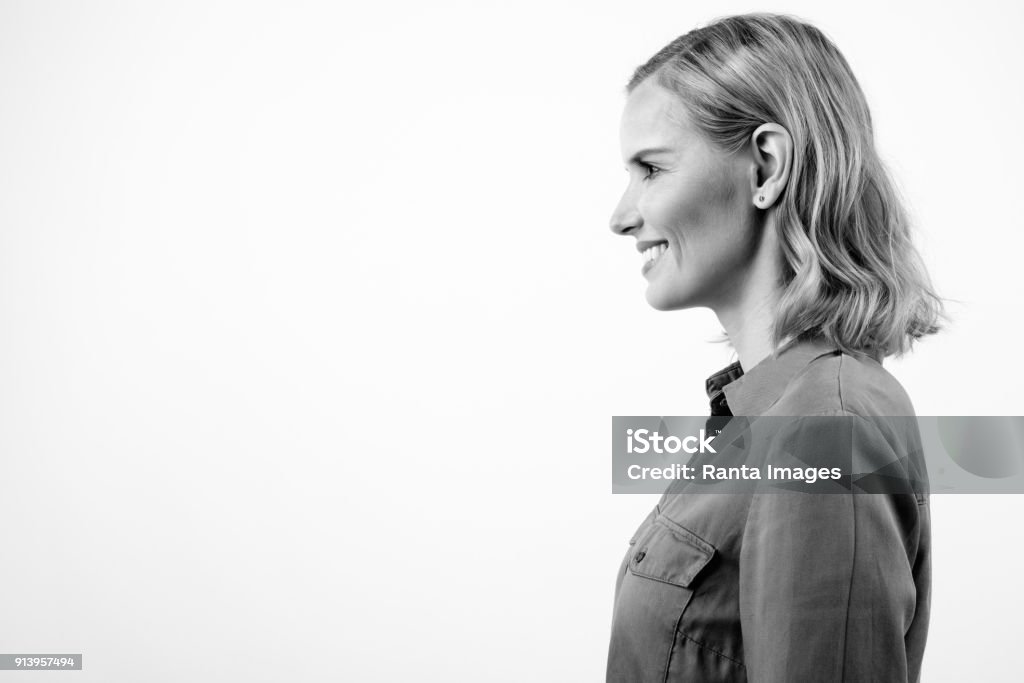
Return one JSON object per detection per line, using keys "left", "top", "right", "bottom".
{"left": 633, "top": 550, "right": 646, "bottom": 564}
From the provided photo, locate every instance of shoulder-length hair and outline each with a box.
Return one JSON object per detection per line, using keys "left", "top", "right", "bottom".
{"left": 628, "top": 13, "right": 946, "bottom": 360}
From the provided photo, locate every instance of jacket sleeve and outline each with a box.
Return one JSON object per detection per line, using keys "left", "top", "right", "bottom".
{"left": 737, "top": 414, "right": 928, "bottom": 682}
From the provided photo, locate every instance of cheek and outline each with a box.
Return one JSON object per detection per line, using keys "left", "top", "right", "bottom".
{"left": 650, "top": 169, "right": 743, "bottom": 253}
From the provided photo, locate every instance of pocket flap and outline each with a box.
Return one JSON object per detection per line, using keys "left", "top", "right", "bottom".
{"left": 629, "top": 517, "right": 715, "bottom": 588}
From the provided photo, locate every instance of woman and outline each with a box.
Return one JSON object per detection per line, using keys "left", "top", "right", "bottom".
{"left": 607, "top": 13, "right": 944, "bottom": 683}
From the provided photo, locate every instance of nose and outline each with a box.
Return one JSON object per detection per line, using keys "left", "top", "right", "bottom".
{"left": 609, "top": 190, "right": 641, "bottom": 236}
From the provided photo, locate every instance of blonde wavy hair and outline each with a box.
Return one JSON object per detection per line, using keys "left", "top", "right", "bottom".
{"left": 628, "top": 13, "right": 946, "bottom": 360}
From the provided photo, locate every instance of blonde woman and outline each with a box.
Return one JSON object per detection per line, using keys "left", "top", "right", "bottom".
{"left": 607, "top": 14, "right": 943, "bottom": 683}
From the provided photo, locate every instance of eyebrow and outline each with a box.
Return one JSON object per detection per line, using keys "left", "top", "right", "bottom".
{"left": 625, "top": 146, "right": 675, "bottom": 166}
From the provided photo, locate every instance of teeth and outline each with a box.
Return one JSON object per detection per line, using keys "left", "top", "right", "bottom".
{"left": 643, "top": 244, "right": 667, "bottom": 263}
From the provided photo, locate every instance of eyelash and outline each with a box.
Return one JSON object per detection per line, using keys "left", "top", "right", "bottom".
{"left": 641, "top": 163, "right": 661, "bottom": 180}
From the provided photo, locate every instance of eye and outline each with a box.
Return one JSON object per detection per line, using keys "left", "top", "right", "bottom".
{"left": 641, "top": 163, "right": 661, "bottom": 180}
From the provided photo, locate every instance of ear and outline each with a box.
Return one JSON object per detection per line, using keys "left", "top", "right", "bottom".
{"left": 748, "top": 123, "right": 792, "bottom": 209}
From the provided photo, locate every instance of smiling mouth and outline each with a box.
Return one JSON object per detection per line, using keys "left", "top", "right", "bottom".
{"left": 641, "top": 242, "right": 668, "bottom": 273}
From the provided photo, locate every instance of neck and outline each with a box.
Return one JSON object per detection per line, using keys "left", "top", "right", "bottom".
{"left": 717, "top": 295, "right": 778, "bottom": 372}
{"left": 714, "top": 220, "right": 784, "bottom": 372}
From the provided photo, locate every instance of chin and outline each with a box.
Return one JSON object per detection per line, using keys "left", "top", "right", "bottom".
{"left": 644, "top": 286, "right": 693, "bottom": 311}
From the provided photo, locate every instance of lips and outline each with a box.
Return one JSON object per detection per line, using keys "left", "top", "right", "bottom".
{"left": 641, "top": 242, "right": 667, "bottom": 264}
{"left": 637, "top": 240, "right": 669, "bottom": 274}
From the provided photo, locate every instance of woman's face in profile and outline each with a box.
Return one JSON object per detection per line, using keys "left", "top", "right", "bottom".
{"left": 612, "top": 78, "right": 760, "bottom": 312}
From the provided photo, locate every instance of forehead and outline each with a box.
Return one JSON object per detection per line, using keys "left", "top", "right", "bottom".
{"left": 619, "top": 79, "right": 696, "bottom": 156}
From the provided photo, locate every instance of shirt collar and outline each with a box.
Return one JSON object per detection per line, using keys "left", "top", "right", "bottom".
{"left": 705, "top": 337, "right": 842, "bottom": 416}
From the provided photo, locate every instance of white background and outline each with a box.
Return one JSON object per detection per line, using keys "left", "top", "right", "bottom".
{"left": 0, "top": 1, "right": 1021, "bottom": 681}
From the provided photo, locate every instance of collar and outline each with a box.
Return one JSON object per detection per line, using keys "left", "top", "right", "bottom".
{"left": 705, "top": 337, "right": 842, "bottom": 416}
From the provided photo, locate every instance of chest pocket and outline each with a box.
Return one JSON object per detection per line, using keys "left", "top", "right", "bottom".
{"left": 608, "top": 515, "right": 717, "bottom": 682}
{"left": 630, "top": 516, "right": 715, "bottom": 587}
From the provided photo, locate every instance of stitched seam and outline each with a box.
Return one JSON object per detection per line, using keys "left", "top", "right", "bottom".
{"left": 837, "top": 352, "right": 846, "bottom": 413}
{"left": 677, "top": 633, "right": 746, "bottom": 669}
{"left": 839, "top": 490, "right": 857, "bottom": 681}
{"left": 760, "top": 349, "right": 841, "bottom": 413}
{"left": 837, "top": 409, "right": 914, "bottom": 484}
{"left": 656, "top": 517, "right": 716, "bottom": 555}
{"left": 662, "top": 594, "right": 696, "bottom": 683}
{"left": 629, "top": 572, "right": 696, "bottom": 589}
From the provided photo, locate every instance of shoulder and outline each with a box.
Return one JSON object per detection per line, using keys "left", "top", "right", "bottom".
{"left": 768, "top": 350, "right": 917, "bottom": 417}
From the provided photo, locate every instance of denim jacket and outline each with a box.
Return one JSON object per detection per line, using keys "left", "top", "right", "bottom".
{"left": 606, "top": 338, "right": 931, "bottom": 682}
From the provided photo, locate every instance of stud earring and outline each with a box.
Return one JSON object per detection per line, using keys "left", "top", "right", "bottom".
{"left": 759, "top": 195, "right": 765, "bottom": 203}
